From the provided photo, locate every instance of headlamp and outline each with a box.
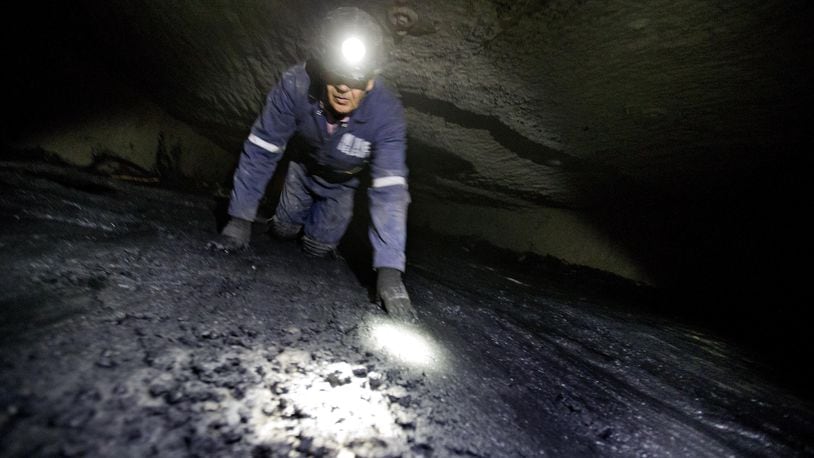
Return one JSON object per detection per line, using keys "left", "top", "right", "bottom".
{"left": 341, "top": 37, "right": 366, "bottom": 65}
{"left": 317, "top": 8, "right": 384, "bottom": 84}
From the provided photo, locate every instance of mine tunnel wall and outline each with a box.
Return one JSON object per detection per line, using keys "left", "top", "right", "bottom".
{"left": 4, "top": 0, "right": 809, "bottom": 322}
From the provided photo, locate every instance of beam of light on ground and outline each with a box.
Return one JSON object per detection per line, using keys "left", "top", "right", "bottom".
{"left": 253, "top": 362, "right": 399, "bottom": 445}
{"left": 366, "top": 319, "right": 445, "bottom": 368}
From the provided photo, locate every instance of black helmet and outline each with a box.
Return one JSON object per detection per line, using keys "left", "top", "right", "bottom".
{"left": 315, "top": 7, "right": 385, "bottom": 84}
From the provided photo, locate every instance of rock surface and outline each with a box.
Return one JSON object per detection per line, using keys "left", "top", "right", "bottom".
{"left": 1, "top": 161, "right": 812, "bottom": 456}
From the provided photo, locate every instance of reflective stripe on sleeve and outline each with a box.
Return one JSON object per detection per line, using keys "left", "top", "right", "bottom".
{"left": 248, "top": 134, "right": 281, "bottom": 153}
{"left": 372, "top": 176, "right": 407, "bottom": 188}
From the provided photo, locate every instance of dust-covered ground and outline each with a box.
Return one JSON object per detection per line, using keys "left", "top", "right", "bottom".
{"left": 1, "top": 160, "right": 812, "bottom": 457}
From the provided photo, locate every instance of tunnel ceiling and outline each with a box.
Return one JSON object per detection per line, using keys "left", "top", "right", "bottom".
{"left": 69, "top": 0, "right": 808, "bottom": 209}
{"left": 60, "top": 0, "right": 809, "bottom": 210}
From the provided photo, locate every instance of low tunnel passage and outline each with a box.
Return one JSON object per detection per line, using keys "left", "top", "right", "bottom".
{"left": 2, "top": 0, "right": 813, "bottom": 456}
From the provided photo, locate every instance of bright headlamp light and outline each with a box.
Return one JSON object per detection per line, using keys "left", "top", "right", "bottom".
{"left": 341, "top": 36, "right": 367, "bottom": 64}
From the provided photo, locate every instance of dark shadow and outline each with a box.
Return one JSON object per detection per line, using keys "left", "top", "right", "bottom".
{"left": 212, "top": 197, "right": 232, "bottom": 233}
{"left": 584, "top": 145, "right": 811, "bottom": 399}
{"left": 337, "top": 179, "right": 377, "bottom": 295}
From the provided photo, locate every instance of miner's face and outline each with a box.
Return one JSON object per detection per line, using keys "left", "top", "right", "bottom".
{"left": 325, "top": 78, "right": 374, "bottom": 115}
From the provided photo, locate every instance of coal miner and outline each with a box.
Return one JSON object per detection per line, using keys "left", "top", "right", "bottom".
{"left": 209, "top": 8, "right": 415, "bottom": 320}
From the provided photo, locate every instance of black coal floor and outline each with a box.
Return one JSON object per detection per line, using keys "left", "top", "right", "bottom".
{"left": 0, "top": 161, "right": 812, "bottom": 457}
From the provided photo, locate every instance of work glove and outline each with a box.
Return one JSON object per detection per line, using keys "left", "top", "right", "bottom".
{"left": 376, "top": 267, "right": 418, "bottom": 322}
{"left": 207, "top": 217, "right": 251, "bottom": 251}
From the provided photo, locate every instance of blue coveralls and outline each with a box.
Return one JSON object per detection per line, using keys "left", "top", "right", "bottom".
{"left": 227, "top": 63, "right": 410, "bottom": 272}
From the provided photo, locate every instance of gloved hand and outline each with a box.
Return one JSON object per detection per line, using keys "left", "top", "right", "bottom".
{"left": 207, "top": 217, "right": 251, "bottom": 251}
{"left": 376, "top": 267, "right": 417, "bottom": 322}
